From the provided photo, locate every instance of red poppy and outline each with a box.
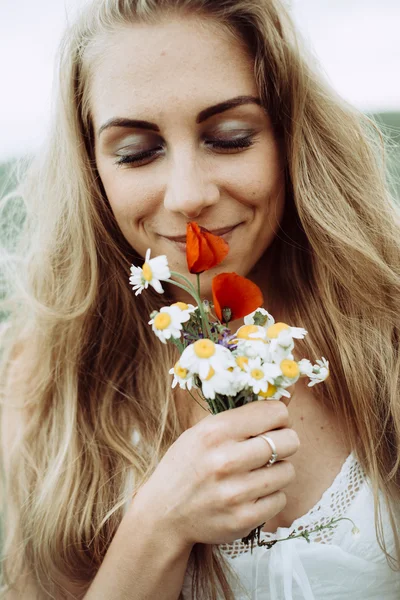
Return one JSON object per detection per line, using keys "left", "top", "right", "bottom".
{"left": 186, "top": 222, "right": 229, "bottom": 274}
{"left": 212, "top": 273, "right": 264, "bottom": 322}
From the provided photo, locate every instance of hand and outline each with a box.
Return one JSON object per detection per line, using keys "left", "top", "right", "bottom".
{"left": 133, "top": 400, "right": 299, "bottom": 546}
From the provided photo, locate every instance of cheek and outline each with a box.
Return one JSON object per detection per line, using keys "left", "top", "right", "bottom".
{"left": 220, "top": 140, "right": 285, "bottom": 212}
{"left": 99, "top": 164, "right": 158, "bottom": 226}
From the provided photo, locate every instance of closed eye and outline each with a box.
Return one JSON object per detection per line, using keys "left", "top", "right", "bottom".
{"left": 114, "top": 135, "right": 256, "bottom": 168}
{"left": 114, "top": 146, "right": 163, "bottom": 167}
{"left": 205, "top": 135, "right": 256, "bottom": 152}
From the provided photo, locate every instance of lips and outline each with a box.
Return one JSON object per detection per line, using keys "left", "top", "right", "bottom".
{"left": 163, "top": 224, "right": 239, "bottom": 243}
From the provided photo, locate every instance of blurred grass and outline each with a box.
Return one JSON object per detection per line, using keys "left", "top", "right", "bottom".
{"left": 371, "top": 112, "right": 400, "bottom": 199}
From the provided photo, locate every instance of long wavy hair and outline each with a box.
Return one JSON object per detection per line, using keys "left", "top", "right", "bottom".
{"left": 1, "top": 0, "right": 399, "bottom": 598}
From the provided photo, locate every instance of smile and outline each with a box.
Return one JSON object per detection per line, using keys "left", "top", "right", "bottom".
{"left": 162, "top": 224, "right": 240, "bottom": 252}
{"left": 162, "top": 224, "right": 240, "bottom": 243}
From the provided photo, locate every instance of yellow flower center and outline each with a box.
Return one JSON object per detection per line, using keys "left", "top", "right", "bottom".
{"left": 142, "top": 262, "right": 153, "bottom": 282}
{"left": 280, "top": 359, "right": 300, "bottom": 379}
{"left": 250, "top": 368, "right": 264, "bottom": 380}
{"left": 153, "top": 312, "right": 172, "bottom": 330}
{"left": 267, "top": 322, "right": 290, "bottom": 339}
{"left": 235, "top": 356, "right": 249, "bottom": 371}
{"left": 172, "top": 302, "right": 189, "bottom": 310}
{"left": 174, "top": 362, "right": 188, "bottom": 379}
{"left": 259, "top": 384, "right": 277, "bottom": 398}
{"left": 205, "top": 367, "right": 215, "bottom": 381}
{"left": 236, "top": 325, "right": 265, "bottom": 342}
{"left": 194, "top": 339, "right": 215, "bottom": 359}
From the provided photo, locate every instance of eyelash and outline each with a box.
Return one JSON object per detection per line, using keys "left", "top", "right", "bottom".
{"left": 114, "top": 135, "right": 256, "bottom": 167}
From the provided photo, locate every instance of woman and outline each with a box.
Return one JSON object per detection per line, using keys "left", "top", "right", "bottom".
{"left": 0, "top": 0, "right": 399, "bottom": 598}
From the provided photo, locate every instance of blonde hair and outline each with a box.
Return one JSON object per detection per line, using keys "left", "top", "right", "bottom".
{"left": 1, "top": 0, "right": 400, "bottom": 598}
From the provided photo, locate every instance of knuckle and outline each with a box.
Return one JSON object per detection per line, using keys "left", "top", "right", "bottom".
{"left": 220, "top": 484, "right": 243, "bottom": 507}
{"left": 199, "top": 421, "right": 221, "bottom": 448}
{"left": 211, "top": 452, "right": 233, "bottom": 478}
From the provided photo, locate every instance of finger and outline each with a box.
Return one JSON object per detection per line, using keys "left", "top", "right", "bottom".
{"left": 240, "top": 427, "right": 300, "bottom": 471}
{"left": 210, "top": 400, "right": 289, "bottom": 441}
{"left": 216, "top": 428, "right": 299, "bottom": 474}
{"left": 223, "top": 460, "right": 295, "bottom": 507}
{"left": 246, "top": 459, "right": 295, "bottom": 502}
{"left": 248, "top": 490, "right": 287, "bottom": 528}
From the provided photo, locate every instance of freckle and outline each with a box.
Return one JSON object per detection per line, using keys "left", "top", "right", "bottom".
{"left": 320, "top": 426, "right": 324, "bottom": 430}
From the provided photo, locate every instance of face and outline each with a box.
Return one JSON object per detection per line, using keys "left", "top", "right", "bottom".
{"left": 91, "top": 15, "right": 285, "bottom": 300}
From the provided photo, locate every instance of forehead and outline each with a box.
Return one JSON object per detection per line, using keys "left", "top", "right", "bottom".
{"left": 88, "top": 15, "right": 258, "bottom": 127}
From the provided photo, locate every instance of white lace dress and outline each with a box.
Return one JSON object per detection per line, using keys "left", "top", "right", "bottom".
{"left": 180, "top": 452, "right": 400, "bottom": 599}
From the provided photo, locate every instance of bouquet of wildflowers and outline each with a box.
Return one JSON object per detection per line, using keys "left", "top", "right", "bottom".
{"left": 129, "top": 222, "right": 330, "bottom": 549}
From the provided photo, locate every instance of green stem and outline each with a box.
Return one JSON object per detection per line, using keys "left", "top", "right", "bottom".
{"left": 186, "top": 389, "right": 211, "bottom": 413}
{"left": 166, "top": 278, "right": 194, "bottom": 296}
{"left": 329, "top": 517, "right": 357, "bottom": 529}
{"left": 169, "top": 271, "right": 199, "bottom": 297}
{"left": 227, "top": 396, "right": 236, "bottom": 409}
{"left": 166, "top": 276, "right": 209, "bottom": 338}
{"left": 170, "top": 337, "right": 185, "bottom": 353}
{"left": 196, "top": 273, "right": 201, "bottom": 298}
{"left": 168, "top": 273, "right": 214, "bottom": 340}
{"left": 257, "top": 516, "right": 357, "bottom": 548}
{"left": 209, "top": 398, "right": 218, "bottom": 414}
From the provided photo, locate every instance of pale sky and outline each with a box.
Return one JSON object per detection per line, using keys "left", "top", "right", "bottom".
{"left": 0, "top": 0, "right": 399, "bottom": 161}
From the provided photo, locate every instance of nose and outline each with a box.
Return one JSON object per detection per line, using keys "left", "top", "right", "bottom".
{"left": 163, "top": 152, "right": 220, "bottom": 219}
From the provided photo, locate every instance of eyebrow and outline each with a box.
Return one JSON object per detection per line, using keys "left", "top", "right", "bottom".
{"left": 97, "top": 95, "right": 262, "bottom": 137}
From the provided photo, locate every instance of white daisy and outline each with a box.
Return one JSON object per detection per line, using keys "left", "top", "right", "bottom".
{"left": 236, "top": 324, "right": 268, "bottom": 342}
{"left": 180, "top": 339, "right": 235, "bottom": 380}
{"left": 169, "top": 361, "right": 195, "bottom": 391}
{"left": 269, "top": 328, "right": 295, "bottom": 363}
{"left": 298, "top": 358, "right": 313, "bottom": 377}
{"left": 129, "top": 248, "right": 171, "bottom": 296}
{"left": 170, "top": 302, "right": 197, "bottom": 321}
{"left": 234, "top": 324, "right": 269, "bottom": 360}
{"left": 258, "top": 384, "right": 292, "bottom": 401}
{"left": 233, "top": 355, "right": 250, "bottom": 372}
{"left": 307, "top": 357, "right": 330, "bottom": 387}
{"left": 148, "top": 305, "right": 189, "bottom": 344}
{"left": 236, "top": 340, "right": 270, "bottom": 360}
{"left": 266, "top": 322, "right": 307, "bottom": 341}
{"left": 243, "top": 308, "right": 275, "bottom": 329}
{"left": 200, "top": 366, "right": 236, "bottom": 400}
{"left": 242, "top": 357, "right": 282, "bottom": 395}
{"left": 279, "top": 358, "right": 301, "bottom": 383}
{"left": 229, "top": 355, "right": 251, "bottom": 393}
